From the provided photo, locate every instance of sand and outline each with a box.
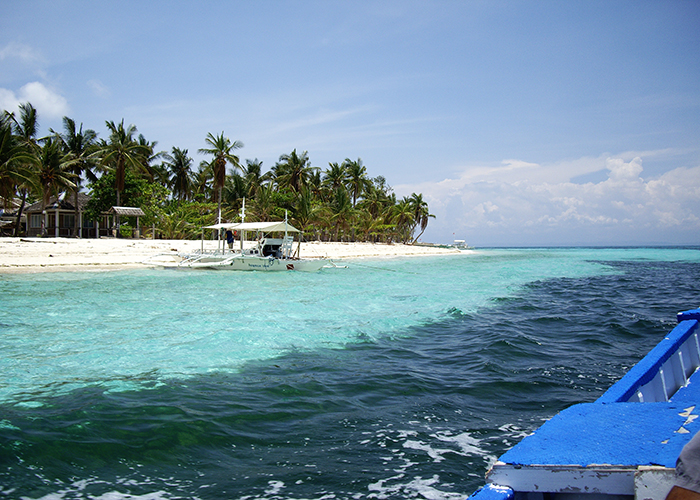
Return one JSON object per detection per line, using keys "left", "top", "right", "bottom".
{"left": 0, "top": 237, "right": 466, "bottom": 273}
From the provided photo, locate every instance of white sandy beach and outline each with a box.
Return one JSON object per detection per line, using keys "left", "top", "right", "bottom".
{"left": 0, "top": 237, "right": 466, "bottom": 273}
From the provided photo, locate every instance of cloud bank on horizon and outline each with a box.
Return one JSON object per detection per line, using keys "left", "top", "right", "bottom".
{"left": 1, "top": 1, "right": 699, "bottom": 246}
{"left": 398, "top": 153, "right": 700, "bottom": 246}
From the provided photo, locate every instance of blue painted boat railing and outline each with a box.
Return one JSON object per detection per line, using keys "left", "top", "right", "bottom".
{"left": 598, "top": 312, "right": 700, "bottom": 404}
{"left": 467, "top": 308, "right": 700, "bottom": 500}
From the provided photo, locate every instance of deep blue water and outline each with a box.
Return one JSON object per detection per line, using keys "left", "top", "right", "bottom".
{"left": 1, "top": 248, "right": 699, "bottom": 499}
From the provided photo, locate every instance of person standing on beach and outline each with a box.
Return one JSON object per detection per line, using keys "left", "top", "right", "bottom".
{"left": 226, "top": 230, "right": 234, "bottom": 250}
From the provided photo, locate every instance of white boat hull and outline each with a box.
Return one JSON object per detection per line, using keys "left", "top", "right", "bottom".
{"left": 180, "top": 255, "right": 328, "bottom": 272}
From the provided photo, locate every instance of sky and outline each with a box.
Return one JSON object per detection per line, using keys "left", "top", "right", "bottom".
{"left": 2, "top": 0, "right": 699, "bottom": 246}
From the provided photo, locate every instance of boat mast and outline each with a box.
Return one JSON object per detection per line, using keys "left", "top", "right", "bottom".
{"left": 284, "top": 210, "right": 288, "bottom": 258}
{"left": 240, "top": 198, "right": 246, "bottom": 254}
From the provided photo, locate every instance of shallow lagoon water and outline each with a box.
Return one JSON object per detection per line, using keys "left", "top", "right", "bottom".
{"left": 1, "top": 248, "right": 699, "bottom": 499}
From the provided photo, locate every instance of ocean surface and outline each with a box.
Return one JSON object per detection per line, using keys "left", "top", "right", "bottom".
{"left": 1, "top": 247, "right": 699, "bottom": 500}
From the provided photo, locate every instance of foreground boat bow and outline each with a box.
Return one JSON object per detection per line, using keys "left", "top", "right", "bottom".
{"left": 469, "top": 308, "right": 700, "bottom": 500}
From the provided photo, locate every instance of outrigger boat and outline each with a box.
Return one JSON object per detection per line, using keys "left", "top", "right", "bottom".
{"left": 162, "top": 206, "right": 329, "bottom": 272}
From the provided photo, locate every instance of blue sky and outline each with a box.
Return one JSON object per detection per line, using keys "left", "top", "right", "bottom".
{"left": 2, "top": 1, "right": 699, "bottom": 245}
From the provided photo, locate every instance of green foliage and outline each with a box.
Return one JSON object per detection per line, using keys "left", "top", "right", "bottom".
{"left": 119, "top": 224, "right": 133, "bottom": 238}
{"left": 84, "top": 170, "right": 220, "bottom": 239}
{"left": 138, "top": 181, "right": 170, "bottom": 230}
{"left": 153, "top": 200, "right": 217, "bottom": 239}
{"left": 84, "top": 170, "right": 150, "bottom": 222}
{"left": 98, "top": 119, "right": 151, "bottom": 202}
{"left": 1, "top": 103, "right": 435, "bottom": 242}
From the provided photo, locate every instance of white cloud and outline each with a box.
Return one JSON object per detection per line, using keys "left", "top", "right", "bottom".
{"left": 87, "top": 79, "right": 111, "bottom": 98}
{"left": 0, "top": 42, "right": 43, "bottom": 64}
{"left": 606, "top": 156, "right": 643, "bottom": 180}
{"left": 0, "top": 41, "right": 68, "bottom": 119}
{"left": 0, "top": 81, "right": 69, "bottom": 119}
{"left": 397, "top": 154, "right": 700, "bottom": 245}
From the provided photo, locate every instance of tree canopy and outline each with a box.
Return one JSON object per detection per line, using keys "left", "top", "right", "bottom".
{"left": 1, "top": 104, "right": 434, "bottom": 243}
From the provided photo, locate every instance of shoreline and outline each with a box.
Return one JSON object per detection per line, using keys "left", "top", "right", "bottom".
{"left": 0, "top": 237, "right": 468, "bottom": 274}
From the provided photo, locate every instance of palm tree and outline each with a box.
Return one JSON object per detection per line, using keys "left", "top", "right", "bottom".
{"left": 408, "top": 192, "right": 433, "bottom": 243}
{"left": 5, "top": 103, "right": 41, "bottom": 236}
{"left": 358, "top": 183, "right": 390, "bottom": 219}
{"left": 1, "top": 115, "right": 37, "bottom": 238}
{"left": 198, "top": 132, "right": 243, "bottom": 224}
{"left": 251, "top": 182, "right": 277, "bottom": 221}
{"left": 292, "top": 186, "right": 322, "bottom": 233}
{"left": 53, "top": 117, "right": 98, "bottom": 236}
{"left": 223, "top": 172, "right": 246, "bottom": 208}
{"left": 244, "top": 158, "right": 269, "bottom": 199}
{"left": 8, "top": 102, "right": 40, "bottom": 144}
{"left": 192, "top": 160, "right": 214, "bottom": 202}
{"left": 97, "top": 120, "right": 150, "bottom": 206}
{"left": 308, "top": 169, "right": 323, "bottom": 201}
{"left": 391, "top": 197, "right": 415, "bottom": 243}
{"left": 94, "top": 119, "right": 150, "bottom": 234}
{"left": 137, "top": 133, "right": 164, "bottom": 180}
{"left": 0, "top": 115, "right": 31, "bottom": 203}
{"left": 322, "top": 162, "right": 348, "bottom": 201}
{"left": 372, "top": 175, "right": 392, "bottom": 198}
{"left": 344, "top": 158, "right": 371, "bottom": 207}
{"left": 329, "top": 186, "right": 354, "bottom": 241}
{"left": 273, "top": 149, "right": 317, "bottom": 193}
{"left": 163, "top": 147, "right": 194, "bottom": 201}
{"left": 356, "top": 210, "right": 385, "bottom": 242}
{"left": 0, "top": 115, "right": 18, "bottom": 202}
{"left": 149, "top": 163, "right": 171, "bottom": 187}
{"left": 33, "top": 138, "right": 76, "bottom": 235}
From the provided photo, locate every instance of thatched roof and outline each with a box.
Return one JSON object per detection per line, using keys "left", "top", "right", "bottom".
{"left": 107, "top": 206, "right": 145, "bottom": 217}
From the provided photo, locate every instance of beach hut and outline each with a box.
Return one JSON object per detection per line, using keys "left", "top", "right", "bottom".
{"left": 106, "top": 206, "right": 146, "bottom": 238}
{"left": 24, "top": 193, "right": 110, "bottom": 238}
{"left": 0, "top": 198, "right": 26, "bottom": 236}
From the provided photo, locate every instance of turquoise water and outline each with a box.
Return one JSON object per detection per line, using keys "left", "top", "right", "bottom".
{"left": 1, "top": 247, "right": 699, "bottom": 499}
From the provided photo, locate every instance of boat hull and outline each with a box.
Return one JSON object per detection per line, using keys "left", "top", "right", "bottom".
{"left": 183, "top": 255, "right": 328, "bottom": 272}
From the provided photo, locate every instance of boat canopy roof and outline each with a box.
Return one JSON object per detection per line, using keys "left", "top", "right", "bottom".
{"left": 204, "top": 221, "right": 300, "bottom": 233}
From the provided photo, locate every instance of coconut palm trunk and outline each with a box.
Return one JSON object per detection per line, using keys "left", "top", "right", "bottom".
{"left": 52, "top": 117, "right": 97, "bottom": 237}
{"left": 96, "top": 120, "right": 151, "bottom": 237}
{"left": 14, "top": 189, "right": 27, "bottom": 237}
{"left": 198, "top": 132, "right": 243, "bottom": 230}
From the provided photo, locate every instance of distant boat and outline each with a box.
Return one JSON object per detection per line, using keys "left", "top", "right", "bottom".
{"left": 452, "top": 239, "right": 472, "bottom": 250}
